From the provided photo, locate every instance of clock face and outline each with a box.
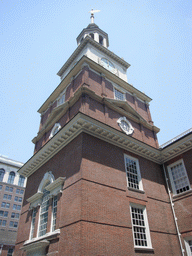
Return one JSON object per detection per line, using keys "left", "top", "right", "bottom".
{"left": 100, "top": 58, "right": 116, "bottom": 73}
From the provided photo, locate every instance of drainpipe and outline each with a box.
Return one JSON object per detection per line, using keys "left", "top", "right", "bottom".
{"left": 162, "top": 164, "right": 185, "bottom": 256}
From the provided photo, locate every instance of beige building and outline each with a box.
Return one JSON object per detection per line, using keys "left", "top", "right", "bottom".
{"left": 0, "top": 156, "right": 26, "bottom": 256}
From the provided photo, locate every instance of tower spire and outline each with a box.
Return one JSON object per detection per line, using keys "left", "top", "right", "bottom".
{"left": 88, "top": 9, "right": 100, "bottom": 23}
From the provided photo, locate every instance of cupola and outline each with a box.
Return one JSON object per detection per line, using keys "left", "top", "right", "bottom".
{"left": 76, "top": 10, "right": 109, "bottom": 48}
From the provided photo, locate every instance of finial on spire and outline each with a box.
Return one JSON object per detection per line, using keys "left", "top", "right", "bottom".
{"left": 88, "top": 9, "right": 100, "bottom": 23}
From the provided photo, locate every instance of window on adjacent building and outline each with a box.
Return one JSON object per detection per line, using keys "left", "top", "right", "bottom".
{"left": 7, "top": 248, "right": 14, "bottom": 256}
{"left": 14, "top": 196, "right": 18, "bottom": 202}
{"left": 0, "top": 185, "right": 2, "bottom": 190}
{"left": 17, "top": 205, "right": 21, "bottom": 211}
{"left": 13, "top": 204, "right": 17, "bottom": 210}
{"left": 18, "top": 197, "right": 22, "bottom": 202}
{"left": 124, "top": 155, "right": 143, "bottom": 191}
{"left": 114, "top": 88, "right": 125, "bottom": 101}
{"left": 18, "top": 175, "right": 25, "bottom": 187}
{"left": 0, "top": 169, "right": 5, "bottom": 182}
{"left": 8, "top": 172, "right": 15, "bottom": 184}
{"left": 16, "top": 189, "right": 20, "bottom": 194}
{"left": 2, "top": 220, "right": 6, "bottom": 227}
{"left": 20, "top": 190, "right": 24, "bottom": 195}
{"left": 4, "top": 211, "right": 8, "bottom": 217}
{"left": 167, "top": 159, "right": 191, "bottom": 195}
{"left": 130, "top": 204, "right": 152, "bottom": 249}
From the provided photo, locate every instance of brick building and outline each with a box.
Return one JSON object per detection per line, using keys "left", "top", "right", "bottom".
{"left": 15, "top": 13, "right": 192, "bottom": 256}
{"left": 0, "top": 156, "right": 26, "bottom": 256}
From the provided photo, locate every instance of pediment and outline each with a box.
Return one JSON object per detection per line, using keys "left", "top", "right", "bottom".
{"left": 104, "top": 98, "right": 148, "bottom": 124}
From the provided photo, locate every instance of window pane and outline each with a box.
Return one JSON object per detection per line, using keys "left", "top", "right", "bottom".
{"left": 8, "top": 172, "right": 15, "bottom": 184}
{"left": 170, "top": 162, "right": 190, "bottom": 194}
{"left": 125, "top": 157, "right": 140, "bottom": 190}
{"left": 0, "top": 169, "right": 5, "bottom": 182}
{"left": 4, "top": 211, "right": 8, "bottom": 217}
{"left": 131, "top": 206, "right": 148, "bottom": 247}
{"left": 2, "top": 220, "right": 6, "bottom": 226}
{"left": 52, "top": 196, "right": 58, "bottom": 231}
{"left": 38, "top": 190, "right": 50, "bottom": 237}
{"left": 18, "top": 175, "right": 25, "bottom": 187}
{"left": 30, "top": 208, "right": 37, "bottom": 239}
{"left": 114, "top": 88, "right": 124, "bottom": 101}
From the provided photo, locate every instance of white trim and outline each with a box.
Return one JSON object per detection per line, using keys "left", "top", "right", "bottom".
{"left": 184, "top": 237, "right": 192, "bottom": 256}
{"left": 117, "top": 117, "right": 134, "bottom": 135}
{"left": 167, "top": 159, "right": 191, "bottom": 195}
{"left": 49, "top": 123, "right": 61, "bottom": 139}
{"left": 124, "top": 154, "right": 143, "bottom": 191}
{"left": 130, "top": 203, "right": 153, "bottom": 249}
{"left": 38, "top": 172, "right": 55, "bottom": 193}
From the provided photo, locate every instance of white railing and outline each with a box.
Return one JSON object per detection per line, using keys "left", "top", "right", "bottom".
{"left": 160, "top": 128, "right": 192, "bottom": 148}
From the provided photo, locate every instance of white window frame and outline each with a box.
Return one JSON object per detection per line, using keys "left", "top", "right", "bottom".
{"left": 26, "top": 172, "right": 65, "bottom": 242}
{"left": 114, "top": 87, "right": 125, "bottom": 101}
{"left": 184, "top": 238, "right": 192, "bottom": 256}
{"left": 51, "top": 195, "right": 58, "bottom": 232}
{"left": 167, "top": 159, "right": 191, "bottom": 195}
{"left": 130, "top": 203, "right": 152, "bottom": 250}
{"left": 124, "top": 154, "right": 143, "bottom": 191}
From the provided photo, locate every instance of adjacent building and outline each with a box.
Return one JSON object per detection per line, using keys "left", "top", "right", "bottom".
{"left": 14, "top": 13, "right": 192, "bottom": 256}
{"left": 0, "top": 156, "right": 26, "bottom": 256}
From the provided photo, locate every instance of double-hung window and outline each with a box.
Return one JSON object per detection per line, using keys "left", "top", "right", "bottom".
{"left": 124, "top": 155, "right": 143, "bottom": 191}
{"left": 167, "top": 159, "right": 191, "bottom": 195}
{"left": 130, "top": 204, "right": 152, "bottom": 249}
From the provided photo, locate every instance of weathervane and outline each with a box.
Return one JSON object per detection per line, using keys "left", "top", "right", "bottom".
{"left": 88, "top": 9, "right": 100, "bottom": 23}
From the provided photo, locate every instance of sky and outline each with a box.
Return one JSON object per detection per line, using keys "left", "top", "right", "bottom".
{"left": 0, "top": 0, "right": 192, "bottom": 163}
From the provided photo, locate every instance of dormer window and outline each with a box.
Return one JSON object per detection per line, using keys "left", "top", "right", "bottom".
{"left": 99, "top": 35, "right": 103, "bottom": 45}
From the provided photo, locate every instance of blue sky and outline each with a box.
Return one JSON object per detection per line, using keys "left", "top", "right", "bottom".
{"left": 0, "top": 0, "right": 192, "bottom": 163}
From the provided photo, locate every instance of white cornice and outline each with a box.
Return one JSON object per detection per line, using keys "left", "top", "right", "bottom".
{"left": 19, "top": 113, "right": 161, "bottom": 178}
{"left": 160, "top": 132, "right": 192, "bottom": 163}
{"left": 19, "top": 113, "right": 192, "bottom": 178}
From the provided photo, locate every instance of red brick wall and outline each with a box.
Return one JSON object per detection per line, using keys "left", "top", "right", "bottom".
{"left": 36, "top": 66, "right": 156, "bottom": 152}
{"left": 16, "top": 133, "right": 181, "bottom": 255}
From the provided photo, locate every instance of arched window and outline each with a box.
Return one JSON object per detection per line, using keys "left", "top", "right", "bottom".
{"left": 8, "top": 172, "right": 15, "bottom": 184}
{"left": 18, "top": 175, "right": 25, "bottom": 187}
{"left": 0, "top": 169, "right": 5, "bottom": 182}
{"left": 90, "top": 33, "right": 94, "bottom": 39}
{"left": 99, "top": 35, "right": 103, "bottom": 45}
